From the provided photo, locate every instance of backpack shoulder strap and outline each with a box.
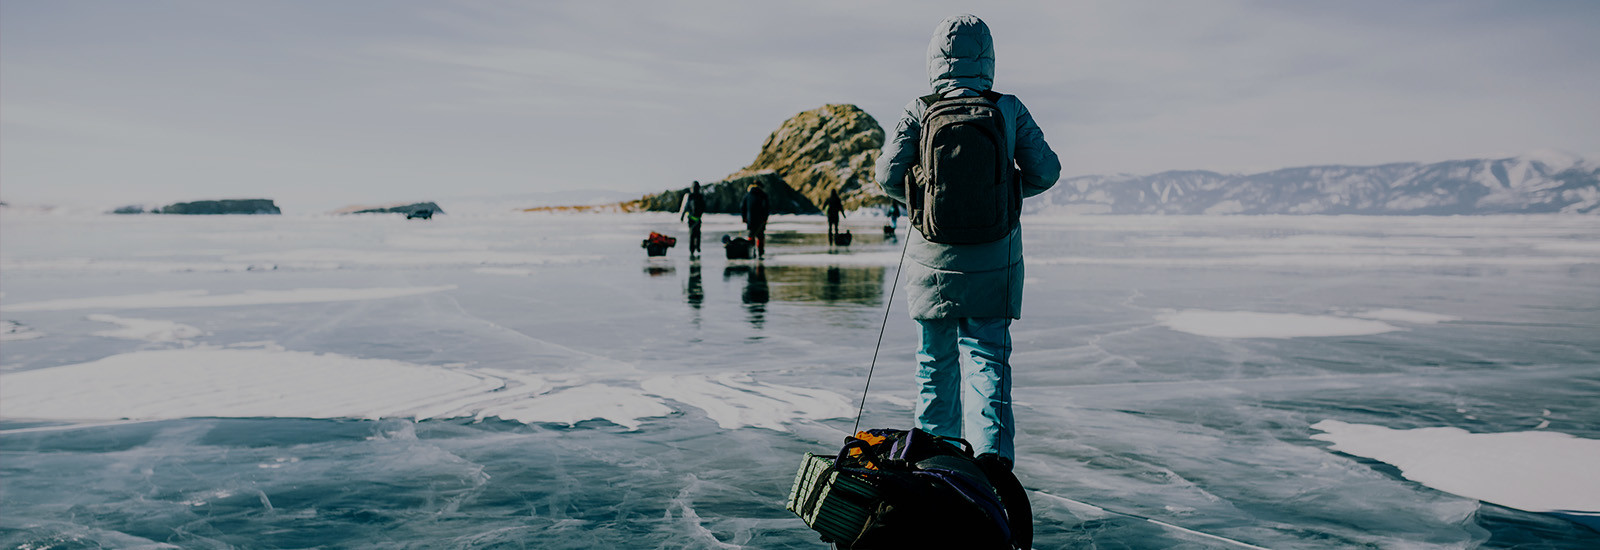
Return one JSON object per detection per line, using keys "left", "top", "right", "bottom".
{"left": 922, "top": 90, "right": 1003, "bottom": 107}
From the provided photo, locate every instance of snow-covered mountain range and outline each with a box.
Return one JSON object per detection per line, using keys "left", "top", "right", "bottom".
{"left": 1028, "top": 153, "right": 1600, "bottom": 215}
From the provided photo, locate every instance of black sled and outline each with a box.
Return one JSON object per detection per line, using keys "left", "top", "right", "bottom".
{"left": 722, "top": 234, "right": 754, "bottom": 260}
{"left": 787, "top": 428, "right": 1029, "bottom": 549}
{"left": 831, "top": 230, "right": 853, "bottom": 246}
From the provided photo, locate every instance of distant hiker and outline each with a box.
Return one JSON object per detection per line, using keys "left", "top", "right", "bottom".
{"left": 824, "top": 189, "right": 847, "bottom": 244}
{"left": 886, "top": 201, "right": 901, "bottom": 230}
{"left": 678, "top": 181, "right": 707, "bottom": 258}
{"left": 874, "top": 14, "right": 1061, "bottom": 548}
{"left": 741, "top": 183, "right": 770, "bottom": 258}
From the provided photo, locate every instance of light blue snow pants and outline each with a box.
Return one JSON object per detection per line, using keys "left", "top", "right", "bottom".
{"left": 914, "top": 317, "right": 1013, "bottom": 460}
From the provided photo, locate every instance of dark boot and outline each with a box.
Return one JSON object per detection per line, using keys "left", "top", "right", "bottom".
{"left": 977, "top": 454, "right": 1032, "bottom": 550}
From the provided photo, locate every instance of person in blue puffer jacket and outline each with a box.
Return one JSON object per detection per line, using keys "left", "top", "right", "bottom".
{"left": 875, "top": 14, "right": 1060, "bottom": 545}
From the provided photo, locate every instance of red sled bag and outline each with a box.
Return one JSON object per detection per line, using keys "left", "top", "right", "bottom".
{"left": 642, "top": 232, "right": 677, "bottom": 256}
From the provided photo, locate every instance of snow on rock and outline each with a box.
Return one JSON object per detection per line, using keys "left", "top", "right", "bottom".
{"left": 6, "top": 286, "right": 457, "bottom": 312}
{"left": 1518, "top": 150, "right": 1584, "bottom": 172}
{"left": 1025, "top": 154, "right": 1599, "bottom": 215}
{"left": 1311, "top": 420, "right": 1600, "bottom": 516}
{"left": 1159, "top": 310, "right": 1402, "bottom": 339}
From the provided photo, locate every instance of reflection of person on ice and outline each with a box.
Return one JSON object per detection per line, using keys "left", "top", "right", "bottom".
{"left": 678, "top": 181, "right": 706, "bottom": 258}
{"left": 824, "top": 189, "right": 847, "bottom": 244}
{"left": 875, "top": 14, "right": 1060, "bottom": 548}
{"left": 741, "top": 183, "right": 770, "bottom": 259}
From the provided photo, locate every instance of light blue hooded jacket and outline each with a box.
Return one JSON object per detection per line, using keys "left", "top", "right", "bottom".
{"left": 875, "top": 15, "right": 1061, "bottom": 320}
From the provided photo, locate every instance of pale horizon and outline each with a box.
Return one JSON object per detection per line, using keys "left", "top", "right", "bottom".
{"left": 5, "top": 1, "right": 1599, "bottom": 212}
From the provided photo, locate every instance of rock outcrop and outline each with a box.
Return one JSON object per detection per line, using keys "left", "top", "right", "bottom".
{"left": 727, "top": 104, "right": 886, "bottom": 209}
{"left": 608, "top": 104, "right": 886, "bottom": 215}
{"left": 154, "top": 199, "right": 281, "bottom": 215}
{"left": 621, "top": 171, "right": 819, "bottom": 215}
{"left": 334, "top": 202, "right": 445, "bottom": 216}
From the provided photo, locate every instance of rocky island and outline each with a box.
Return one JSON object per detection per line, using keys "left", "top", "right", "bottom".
{"left": 529, "top": 103, "right": 886, "bottom": 214}
{"left": 333, "top": 202, "right": 445, "bottom": 217}
{"left": 114, "top": 199, "right": 282, "bottom": 215}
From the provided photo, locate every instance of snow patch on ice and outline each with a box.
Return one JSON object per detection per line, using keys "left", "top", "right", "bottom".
{"left": 6, "top": 285, "right": 456, "bottom": 312}
{"left": 225, "top": 248, "right": 601, "bottom": 268}
{"left": 473, "top": 267, "right": 537, "bottom": 276}
{"left": 0, "top": 246, "right": 600, "bottom": 275}
{"left": 1535, "top": 241, "right": 1600, "bottom": 254}
{"left": 1346, "top": 308, "right": 1460, "bottom": 325}
{"left": 411, "top": 368, "right": 548, "bottom": 421}
{"left": 482, "top": 384, "right": 674, "bottom": 431}
{"left": 0, "top": 347, "right": 498, "bottom": 421}
{"left": 0, "top": 347, "right": 853, "bottom": 433}
{"left": 1311, "top": 420, "right": 1600, "bottom": 515}
{"left": 1159, "top": 310, "right": 1402, "bottom": 339}
{"left": 641, "top": 373, "right": 855, "bottom": 431}
{"left": 384, "top": 235, "right": 493, "bottom": 251}
{"left": 88, "top": 314, "right": 205, "bottom": 343}
{"left": 2, "top": 320, "right": 44, "bottom": 341}
{"left": 0, "top": 258, "right": 283, "bottom": 273}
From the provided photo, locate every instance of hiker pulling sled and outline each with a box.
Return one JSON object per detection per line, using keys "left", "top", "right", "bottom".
{"left": 788, "top": 13, "right": 1059, "bottom": 549}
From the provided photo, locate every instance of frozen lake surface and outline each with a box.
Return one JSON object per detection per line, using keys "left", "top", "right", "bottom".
{"left": 2, "top": 211, "right": 1597, "bottom": 548}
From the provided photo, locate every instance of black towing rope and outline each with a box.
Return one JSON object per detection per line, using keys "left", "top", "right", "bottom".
{"left": 851, "top": 230, "right": 912, "bottom": 435}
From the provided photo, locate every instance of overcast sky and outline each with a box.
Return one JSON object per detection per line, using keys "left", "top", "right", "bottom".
{"left": 4, "top": 1, "right": 1598, "bottom": 212}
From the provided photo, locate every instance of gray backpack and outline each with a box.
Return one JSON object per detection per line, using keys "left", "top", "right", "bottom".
{"left": 907, "top": 90, "right": 1019, "bottom": 245}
